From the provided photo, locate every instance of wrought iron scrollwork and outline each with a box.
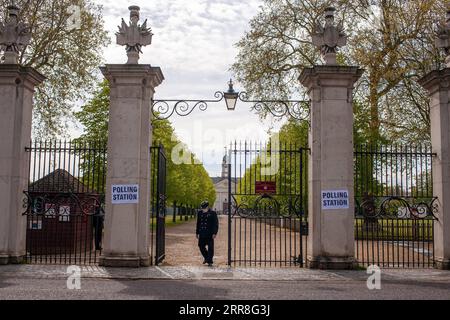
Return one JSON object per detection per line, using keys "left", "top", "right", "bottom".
{"left": 23, "top": 192, "right": 46, "bottom": 215}
{"left": 152, "top": 92, "right": 224, "bottom": 120}
{"left": 22, "top": 191, "right": 104, "bottom": 217}
{"left": 152, "top": 89, "right": 310, "bottom": 122}
{"left": 233, "top": 203, "right": 251, "bottom": 218}
{"left": 158, "top": 194, "right": 167, "bottom": 218}
{"left": 253, "top": 195, "right": 280, "bottom": 217}
{"left": 238, "top": 92, "right": 310, "bottom": 123}
{"left": 356, "top": 195, "right": 438, "bottom": 220}
{"left": 232, "top": 194, "right": 305, "bottom": 219}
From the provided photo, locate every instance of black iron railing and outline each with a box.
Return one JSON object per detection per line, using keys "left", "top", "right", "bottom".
{"left": 354, "top": 144, "right": 437, "bottom": 268}
{"left": 24, "top": 140, "right": 107, "bottom": 265}
{"left": 228, "top": 141, "right": 309, "bottom": 267}
{"left": 150, "top": 145, "right": 167, "bottom": 266}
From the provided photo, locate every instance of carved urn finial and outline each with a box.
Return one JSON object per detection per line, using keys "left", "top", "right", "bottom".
{"left": 116, "top": 5, "right": 153, "bottom": 64}
{"left": 311, "top": 7, "right": 347, "bottom": 65}
{"left": 436, "top": 7, "right": 450, "bottom": 68}
{"left": 0, "top": 4, "right": 32, "bottom": 64}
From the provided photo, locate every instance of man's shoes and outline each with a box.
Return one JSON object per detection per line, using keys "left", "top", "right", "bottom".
{"left": 207, "top": 263, "right": 213, "bottom": 267}
{"left": 203, "top": 260, "right": 207, "bottom": 265}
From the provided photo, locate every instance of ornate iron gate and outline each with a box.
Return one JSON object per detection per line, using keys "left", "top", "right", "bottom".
{"left": 23, "top": 140, "right": 107, "bottom": 265}
{"left": 228, "top": 141, "right": 308, "bottom": 267}
{"left": 151, "top": 144, "right": 167, "bottom": 265}
{"left": 354, "top": 144, "right": 438, "bottom": 268}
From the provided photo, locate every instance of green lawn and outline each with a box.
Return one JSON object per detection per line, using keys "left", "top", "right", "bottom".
{"left": 355, "top": 218, "right": 434, "bottom": 241}
{"left": 150, "top": 215, "right": 196, "bottom": 228}
{"left": 149, "top": 215, "right": 434, "bottom": 240}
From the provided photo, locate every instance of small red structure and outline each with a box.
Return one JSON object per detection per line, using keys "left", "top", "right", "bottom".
{"left": 26, "top": 169, "right": 101, "bottom": 256}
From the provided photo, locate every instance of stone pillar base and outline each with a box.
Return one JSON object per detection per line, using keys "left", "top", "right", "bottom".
{"left": 99, "top": 255, "right": 151, "bottom": 268}
{"left": 307, "top": 257, "right": 356, "bottom": 270}
{"left": 8, "top": 255, "right": 25, "bottom": 264}
{"left": 0, "top": 255, "right": 25, "bottom": 265}
{"left": 434, "top": 259, "right": 450, "bottom": 270}
{"left": 0, "top": 255, "right": 9, "bottom": 265}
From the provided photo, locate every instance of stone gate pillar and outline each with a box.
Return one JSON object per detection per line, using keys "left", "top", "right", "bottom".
{"left": 99, "top": 6, "right": 164, "bottom": 267}
{"left": 0, "top": 5, "right": 46, "bottom": 264}
{"left": 299, "top": 8, "right": 363, "bottom": 269}
{"left": 418, "top": 8, "right": 450, "bottom": 270}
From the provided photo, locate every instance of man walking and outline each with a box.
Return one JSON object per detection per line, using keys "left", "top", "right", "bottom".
{"left": 196, "top": 201, "right": 219, "bottom": 267}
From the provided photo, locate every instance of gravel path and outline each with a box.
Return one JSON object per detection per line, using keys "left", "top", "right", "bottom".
{"left": 163, "top": 216, "right": 432, "bottom": 268}
{"left": 163, "top": 216, "right": 229, "bottom": 267}
{"left": 163, "top": 216, "right": 307, "bottom": 267}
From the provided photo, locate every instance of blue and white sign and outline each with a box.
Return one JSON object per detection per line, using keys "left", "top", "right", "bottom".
{"left": 112, "top": 185, "right": 139, "bottom": 204}
{"left": 322, "top": 190, "right": 350, "bottom": 210}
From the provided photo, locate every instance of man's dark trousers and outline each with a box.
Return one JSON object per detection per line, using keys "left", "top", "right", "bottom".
{"left": 198, "top": 237, "right": 214, "bottom": 264}
{"left": 196, "top": 209, "right": 219, "bottom": 264}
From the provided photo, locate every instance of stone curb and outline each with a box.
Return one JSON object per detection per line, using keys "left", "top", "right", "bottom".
{"left": 1, "top": 265, "right": 450, "bottom": 283}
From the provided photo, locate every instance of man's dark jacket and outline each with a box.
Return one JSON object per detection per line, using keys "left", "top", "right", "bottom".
{"left": 196, "top": 209, "right": 219, "bottom": 238}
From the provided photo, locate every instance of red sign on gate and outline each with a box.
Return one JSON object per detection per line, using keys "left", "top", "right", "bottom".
{"left": 255, "top": 181, "right": 277, "bottom": 195}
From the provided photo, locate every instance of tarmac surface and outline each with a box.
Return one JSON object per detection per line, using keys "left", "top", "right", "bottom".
{"left": 1, "top": 264, "right": 450, "bottom": 300}
{"left": 2, "top": 217, "right": 449, "bottom": 300}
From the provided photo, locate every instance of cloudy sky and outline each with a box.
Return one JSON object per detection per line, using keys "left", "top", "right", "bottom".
{"left": 85, "top": 0, "right": 287, "bottom": 177}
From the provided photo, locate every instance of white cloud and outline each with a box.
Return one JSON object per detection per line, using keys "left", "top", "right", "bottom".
{"left": 82, "top": 0, "right": 290, "bottom": 176}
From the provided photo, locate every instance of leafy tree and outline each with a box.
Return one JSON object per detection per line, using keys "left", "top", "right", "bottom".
{"left": 0, "top": 0, "right": 110, "bottom": 138}
{"left": 234, "top": 121, "right": 309, "bottom": 216}
{"left": 232, "top": 0, "right": 447, "bottom": 144}
{"left": 74, "top": 81, "right": 216, "bottom": 207}
{"left": 348, "top": 0, "right": 444, "bottom": 143}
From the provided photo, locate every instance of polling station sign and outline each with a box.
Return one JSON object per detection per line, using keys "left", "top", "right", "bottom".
{"left": 112, "top": 185, "right": 139, "bottom": 204}
{"left": 322, "top": 190, "right": 350, "bottom": 210}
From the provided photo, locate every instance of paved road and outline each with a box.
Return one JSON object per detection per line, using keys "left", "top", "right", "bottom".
{"left": 1, "top": 276, "right": 449, "bottom": 300}
{"left": 1, "top": 264, "right": 450, "bottom": 300}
